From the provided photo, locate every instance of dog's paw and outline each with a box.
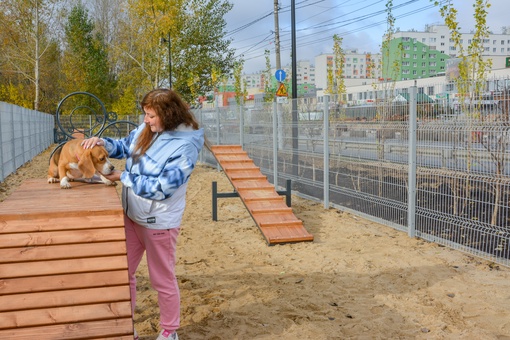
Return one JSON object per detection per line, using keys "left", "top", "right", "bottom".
{"left": 104, "top": 179, "right": 117, "bottom": 186}
{"left": 60, "top": 177, "right": 72, "bottom": 189}
{"left": 48, "top": 177, "right": 59, "bottom": 184}
{"left": 100, "top": 175, "right": 117, "bottom": 186}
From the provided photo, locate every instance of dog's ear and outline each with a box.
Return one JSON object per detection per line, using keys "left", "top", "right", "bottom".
{"left": 78, "top": 149, "right": 97, "bottom": 178}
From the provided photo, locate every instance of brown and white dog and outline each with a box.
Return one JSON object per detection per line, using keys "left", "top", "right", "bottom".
{"left": 48, "top": 139, "right": 116, "bottom": 189}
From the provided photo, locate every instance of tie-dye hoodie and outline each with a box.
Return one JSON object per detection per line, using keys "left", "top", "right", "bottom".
{"left": 102, "top": 122, "right": 204, "bottom": 229}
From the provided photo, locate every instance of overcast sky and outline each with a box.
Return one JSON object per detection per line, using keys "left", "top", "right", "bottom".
{"left": 223, "top": 0, "right": 508, "bottom": 74}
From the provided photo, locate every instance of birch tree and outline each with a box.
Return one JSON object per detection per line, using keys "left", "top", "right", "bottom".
{"left": 0, "top": 0, "right": 65, "bottom": 111}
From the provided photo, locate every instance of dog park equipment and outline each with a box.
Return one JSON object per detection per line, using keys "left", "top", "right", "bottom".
{"left": 0, "top": 179, "right": 133, "bottom": 339}
{"left": 210, "top": 144, "right": 314, "bottom": 245}
{"left": 49, "top": 91, "right": 140, "bottom": 163}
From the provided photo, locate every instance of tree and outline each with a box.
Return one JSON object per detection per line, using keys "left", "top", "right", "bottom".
{"left": 62, "top": 4, "right": 116, "bottom": 106}
{"left": 332, "top": 34, "right": 346, "bottom": 117}
{"left": 106, "top": 0, "right": 235, "bottom": 105}
{"left": 263, "top": 49, "right": 276, "bottom": 102}
{"left": 434, "top": 0, "right": 492, "bottom": 104}
{"left": 377, "top": 0, "right": 402, "bottom": 121}
{"left": 0, "top": 0, "right": 64, "bottom": 111}
{"left": 172, "top": 0, "right": 236, "bottom": 103}
{"left": 376, "top": 1, "right": 401, "bottom": 115}
{"left": 233, "top": 59, "right": 246, "bottom": 106}
{"left": 325, "top": 57, "right": 334, "bottom": 95}
{"left": 433, "top": 0, "right": 504, "bottom": 226}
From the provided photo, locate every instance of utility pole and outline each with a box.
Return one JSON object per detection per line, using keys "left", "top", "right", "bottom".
{"left": 274, "top": 0, "right": 283, "bottom": 150}
{"left": 273, "top": 0, "right": 281, "bottom": 69}
{"left": 291, "top": 0, "right": 298, "bottom": 176}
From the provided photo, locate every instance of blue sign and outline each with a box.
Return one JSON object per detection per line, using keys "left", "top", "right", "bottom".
{"left": 275, "top": 69, "right": 286, "bottom": 82}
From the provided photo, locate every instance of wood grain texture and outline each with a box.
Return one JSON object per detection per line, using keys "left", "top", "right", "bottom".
{"left": 0, "top": 179, "right": 133, "bottom": 339}
{"left": 210, "top": 145, "right": 313, "bottom": 245}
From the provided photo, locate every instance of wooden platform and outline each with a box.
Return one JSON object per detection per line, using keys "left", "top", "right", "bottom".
{"left": 0, "top": 180, "right": 133, "bottom": 339}
{"left": 210, "top": 145, "right": 313, "bottom": 245}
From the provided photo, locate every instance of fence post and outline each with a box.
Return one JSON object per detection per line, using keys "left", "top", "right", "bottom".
{"left": 0, "top": 103, "right": 4, "bottom": 182}
{"left": 408, "top": 85, "right": 417, "bottom": 237}
{"left": 215, "top": 106, "right": 221, "bottom": 171}
{"left": 277, "top": 100, "right": 283, "bottom": 149}
{"left": 239, "top": 103, "right": 244, "bottom": 148}
{"left": 197, "top": 109, "right": 204, "bottom": 164}
{"left": 273, "top": 101, "right": 278, "bottom": 189}
{"left": 11, "top": 105, "right": 16, "bottom": 170}
{"left": 22, "top": 108, "right": 27, "bottom": 164}
{"left": 323, "top": 95, "right": 330, "bottom": 209}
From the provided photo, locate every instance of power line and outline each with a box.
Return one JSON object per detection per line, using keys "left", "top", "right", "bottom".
{"left": 226, "top": 11, "right": 274, "bottom": 37}
{"left": 284, "top": 0, "right": 449, "bottom": 50}
{"left": 229, "top": 0, "right": 448, "bottom": 67}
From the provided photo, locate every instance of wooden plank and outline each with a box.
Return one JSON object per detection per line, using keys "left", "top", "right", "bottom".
{"left": 244, "top": 200, "right": 290, "bottom": 211}
{"left": 259, "top": 220, "right": 303, "bottom": 227}
{"left": 0, "top": 227, "right": 126, "bottom": 249}
{"left": 229, "top": 173, "right": 267, "bottom": 180}
{"left": 261, "top": 227, "right": 313, "bottom": 244}
{"left": 0, "top": 302, "right": 132, "bottom": 329}
{"left": 0, "top": 180, "right": 122, "bottom": 220}
{"left": 236, "top": 184, "right": 275, "bottom": 190}
{"left": 0, "top": 241, "right": 126, "bottom": 264}
{"left": 0, "top": 213, "right": 124, "bottom": 234}
{"left": 241, "top": 192, "right": 283, "bottom": 201}
{"left": 0, "top": 179, "right": 132, "bottom": 338}
{"left": 217, "top": 158, "right": 253, "bottom": 163}
{"left": 0, "top": 318, "right": 134, "bottom": 340}
{"left": 0, "top": 255, "right": 128, "bottom": 279}
{"left": 222, "top": 165, "right": 260, "bottom": 171}
{"left": 0, "top": 270, "right": 128, "bottom": 295}
{"left": 0, "top": 286, "right": 131, "bottom": 312}
{"left": 250, "top": 207, "right": 293, "bottom": 214}
{"left": 210, "top": 144, "right": 313, "bottom": 245}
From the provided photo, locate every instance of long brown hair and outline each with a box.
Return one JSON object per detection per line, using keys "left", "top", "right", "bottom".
{"left": 134, "top": 88, "right": 200, "bottom": 157}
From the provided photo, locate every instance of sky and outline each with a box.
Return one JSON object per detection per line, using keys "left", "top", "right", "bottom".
{"left": 223, "top": 0, "right": 509, "bottom": 74}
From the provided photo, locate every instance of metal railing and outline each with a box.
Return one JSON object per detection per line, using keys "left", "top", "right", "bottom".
{"left": 0, "top": 102, "right": 54, "bottom": 182}
{"left": 194, "top": 79, "right": 510, "bottom": 267}
{"left": 53, "top": 92, "right": 141, "bottom": 142}
{"left": 3, "top": 87, "right": 509, "bottom": 266}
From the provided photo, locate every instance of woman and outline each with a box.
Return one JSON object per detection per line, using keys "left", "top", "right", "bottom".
{"left": 82, "top": 88, "right": 204, "bottom": 340}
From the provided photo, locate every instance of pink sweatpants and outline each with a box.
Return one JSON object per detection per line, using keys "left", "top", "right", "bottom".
{"left": 124, "top": 215, "right": 180, "bottom": 332}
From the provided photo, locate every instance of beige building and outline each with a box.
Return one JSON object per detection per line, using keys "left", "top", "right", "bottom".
{"left": 314, "top": 50, "right": 382, "bottom": 91}
{"left": 392, "top": 25, "right": 510, "bottom": 59}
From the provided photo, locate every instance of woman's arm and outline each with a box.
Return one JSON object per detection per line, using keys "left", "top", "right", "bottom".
{"left": 123, "top": 146, "right": 197, "bottom": 201}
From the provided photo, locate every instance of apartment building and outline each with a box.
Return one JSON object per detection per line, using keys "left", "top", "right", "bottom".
{"left": 237, "top": 60, "right": 316, "bottom": 97}
{"left": 384, "top": 37, "right": 450, "bottom": 81}
{"left": 384, "top": 25, "right": 510, "bottom": 80}
{"left": 314, "top": 50, "right": 382, "bottom": 90}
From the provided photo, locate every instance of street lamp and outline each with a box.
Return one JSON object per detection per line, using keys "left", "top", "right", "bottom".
{"left": 161, "top": 33, "right": 172, "bottom": 88}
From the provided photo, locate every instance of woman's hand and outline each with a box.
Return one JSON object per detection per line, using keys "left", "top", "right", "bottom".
{"left": 81, "top": 137, "right": 104, "bottom": 149}
{"left": 103, "top": 170, "right": 123, "bottom": 182}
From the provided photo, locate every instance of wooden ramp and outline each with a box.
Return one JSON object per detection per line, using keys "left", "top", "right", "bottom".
{"left": 0, "top": 180, "right": 133, "bottom": 339}
{"left": 210, "top": 145, "right": 313, "bottom": 245}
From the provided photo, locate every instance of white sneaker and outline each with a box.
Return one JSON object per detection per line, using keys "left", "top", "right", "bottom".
{"left": 156, "top": 329, "right": 178, "bottom": 340}
{"left": 134, "top": 329, "right": 139, "bottom": 340}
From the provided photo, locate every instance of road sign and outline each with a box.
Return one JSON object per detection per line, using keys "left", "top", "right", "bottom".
{"left": 277, "top": 97, "right": 288, "bottom": 104}
{"left": 275, "top": 69, "right": 286, "bottom": 82}
{"left": 276, "top": 83, "right": 288, "bottom": 97}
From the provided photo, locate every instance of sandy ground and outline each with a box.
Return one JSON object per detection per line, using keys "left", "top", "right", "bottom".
{"left": 2, "top": 145, "right": 510, "bottom": 340}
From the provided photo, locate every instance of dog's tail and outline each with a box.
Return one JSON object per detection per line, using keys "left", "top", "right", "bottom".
{"left": 49, "top": 145, "right": 63, "bottom": 165}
